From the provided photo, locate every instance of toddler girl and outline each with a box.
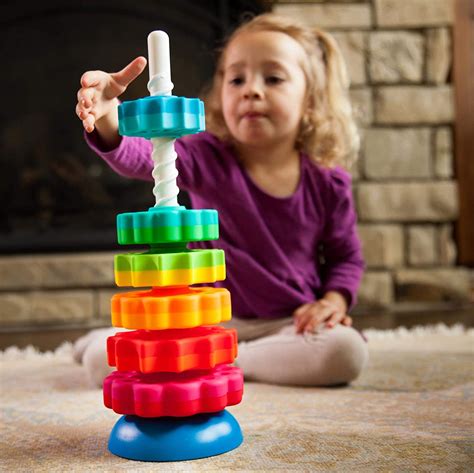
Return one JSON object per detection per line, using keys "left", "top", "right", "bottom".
{"left": 74, "top": 13, "right": 368, "bottom": 388}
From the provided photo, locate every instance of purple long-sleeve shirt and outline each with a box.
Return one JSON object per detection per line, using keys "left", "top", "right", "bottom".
{"left": 86, "top": 131, "right": 364, "bottom": 319}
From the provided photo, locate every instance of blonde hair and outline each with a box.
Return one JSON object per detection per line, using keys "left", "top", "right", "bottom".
{"left": 204, "top": 13, "right": 360, "bottom": 169}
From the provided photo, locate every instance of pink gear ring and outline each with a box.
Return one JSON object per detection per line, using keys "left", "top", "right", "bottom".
{"left": 103, "top": 365, "right": 243, "bottom": 418}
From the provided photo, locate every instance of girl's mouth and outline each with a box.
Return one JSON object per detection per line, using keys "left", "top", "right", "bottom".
{"left": 243, "top": 112, "right": 265, "bottom": 119}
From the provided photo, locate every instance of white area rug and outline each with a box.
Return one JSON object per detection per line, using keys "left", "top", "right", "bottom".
{"left": 1, "top": 324, "right": 473, "bottom": 472}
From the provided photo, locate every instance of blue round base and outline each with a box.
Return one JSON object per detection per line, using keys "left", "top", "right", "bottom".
{"left": 108, "top": 410, "right": 243, "bottom": 462}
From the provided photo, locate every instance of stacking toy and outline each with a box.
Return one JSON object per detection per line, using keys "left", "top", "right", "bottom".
{"left": 104, "top": 31, "right": 243, "bottom": 462}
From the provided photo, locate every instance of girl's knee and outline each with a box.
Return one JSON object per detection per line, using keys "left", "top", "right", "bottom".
{"left": 73, "top": 327, "right": 125, "bottom": 388}
{"left": 319, "top": 325, "right": 369, "bottom": 385}
{"left": 82, "top": 334, "right": 114, "bottom": 388}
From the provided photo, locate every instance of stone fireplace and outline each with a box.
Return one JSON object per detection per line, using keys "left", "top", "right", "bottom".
{"left": 1, "top": 0, "right": 264, "bottom": 253}
{"left": 0, "top": 0, "right": 267, "bottom": 348}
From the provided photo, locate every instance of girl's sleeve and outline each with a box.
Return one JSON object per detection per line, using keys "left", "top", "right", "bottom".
{"left": 84, "top": 131, "right": 154, "bottom": 181}
{"left": 320, "top": 167, "right": 365, "bottom": 310}
{"left": 84, "top": 132, "right": 205, "bottom": 192}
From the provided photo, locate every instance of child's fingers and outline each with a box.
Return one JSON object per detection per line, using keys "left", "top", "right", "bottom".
{"left": 312, "top": 305, "right": 335, "bottom": 328}
{"left": 304, "top": 305, "right": 339, "bottom": 332}
{"left": 342, "top": 315, "right": 353, "bottom": 326}
{"left": 300, "top": 305, "right": 333, "bottom": 333}
{"left": 76, "top": 92, "right": 95, "bottom": 119}
{"left": 293, "top": 302, "right": 311, "bottom": 317}
{"left": 295, "top": 311, "right": 314, "bottom": 333}
{"left": 75, "top": 102, "right": 87, "bottom": 120}
{"left": 325, "top": 311, "right": 346, "bottom": 329}
{"left": 76, "top": 99, "right": 87, "bottom": 116}
{"left": 80, "top": 71, "right": 104, "bottom": 88}
{"left": 294, "top": 300, "right": 346, "bottom": 333}
{"left": 293, "top": 302, "right": 313, "bottom": 332}
{"left": 304, "top": 311, "right": 330, "bottom": 332}
{"left": 112, "top": 56, "right": 147, "bottom": 88}
{"left": 78, "top": 85, "right": 98, "bottom": 106}
{"left": 82, "top": 114, "right": 96, "bottom": 133}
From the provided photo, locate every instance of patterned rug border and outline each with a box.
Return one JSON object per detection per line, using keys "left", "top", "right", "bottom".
{"left": 0, "top": 323, "right": 472, "bottom": 361}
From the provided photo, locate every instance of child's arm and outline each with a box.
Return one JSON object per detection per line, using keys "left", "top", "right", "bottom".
{"left": 293, "top": 168, "right": 364, "bottom": 333}
{"left": 85, "top": 131, "right": 154, "bottom": 181}
{"left": 77, "top": 59, "right": 226, "bottom": 194}
{"left": 76, "top": 57, "right": 147, "bottom": 148}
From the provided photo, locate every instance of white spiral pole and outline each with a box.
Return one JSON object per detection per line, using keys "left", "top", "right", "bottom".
{"left": 147, "top": 31, "right": 179, "bottom": 207}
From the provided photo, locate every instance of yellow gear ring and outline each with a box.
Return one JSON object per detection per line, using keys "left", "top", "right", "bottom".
{"left": 114, "top": 249, "right": 225, "bottom": 287}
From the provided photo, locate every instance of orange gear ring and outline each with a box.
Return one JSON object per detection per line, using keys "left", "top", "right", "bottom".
{"left": 111, "top": 286, "right": 231, "bottom": 329}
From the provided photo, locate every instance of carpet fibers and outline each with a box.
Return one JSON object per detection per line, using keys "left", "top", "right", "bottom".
{"left": 1, "top": 325, "right": 473, "bottom": 472}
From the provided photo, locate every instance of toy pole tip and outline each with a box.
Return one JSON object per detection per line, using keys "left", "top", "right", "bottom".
{"left": 147, "top": 30, "right": 173, "bottom": 95}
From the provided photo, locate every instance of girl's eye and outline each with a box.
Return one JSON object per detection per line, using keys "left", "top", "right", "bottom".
{"left": 229, "top": 77, "right": 244, "bottom": 86}
{"left": 266, "top": 76, "right": 284, "bottom": 85}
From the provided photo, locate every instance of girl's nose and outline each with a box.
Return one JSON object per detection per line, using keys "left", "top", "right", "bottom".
{"left": 243, "top": 79, "right": 263, "bottom": 99}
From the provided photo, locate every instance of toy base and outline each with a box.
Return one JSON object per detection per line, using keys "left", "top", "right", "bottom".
{"left": 108, "top": 410, "right": 243, "bottom": 462}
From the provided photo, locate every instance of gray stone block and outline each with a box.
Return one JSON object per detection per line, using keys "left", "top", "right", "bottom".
{"left": 350, "top": 88, "right": 373, "bottom": 127}
{"left": 332, "top": 31, "right": 367, "bottom": 86}
{"left": 0, "top": 252, "right": 116, "bottom": 290}
{"left": 408, "top": 225, "right": 437, "bottom": 266}
{"left": 426, "top": 28, "right": 452, "bottom": 84}
{"left": 375, "top": 86, "right": 453, "bottom": 124}
{"left": 363, "top": 128, "right": 431, "bottom": 179}
{"left": 358, "top": 271, "right": 394, "bottom": 307}
{"left": 358, "top": 182, "right": 458, "bottom": 221}
{"left": 434, "top": 127, "right": 453, "bottom": 178}
{"left": 273, "top": 3, "right": 372, "bottom": 28}
{"left": 395, "top": 268, "right": 471, "bottom": 302}
{"left": 369, "top": 31, "right": 424, "bottom": 83}
{"left": 374, "top": 0, "right": 454, "bottom": 27}
{"left": 0, "top": 290, "right": 94, "bottom": 327}
{"left": 358, "top": 224, "right": 404, "bottom": 268}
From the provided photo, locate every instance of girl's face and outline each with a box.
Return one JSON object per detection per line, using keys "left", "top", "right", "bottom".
{"left": 221, "top": 30, "right": 307, "bottom": 150}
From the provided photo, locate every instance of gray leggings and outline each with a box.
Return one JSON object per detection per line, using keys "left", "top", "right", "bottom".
{"left": 74, "top": 317, "right": 368, "bottom": 388}
{"left": 222, "top": 317, "right": 369, "bottom": 386}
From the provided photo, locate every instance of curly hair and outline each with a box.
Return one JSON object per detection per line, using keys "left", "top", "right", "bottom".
{"left": 203, "top": 13, "right": 360, "bottom": 169}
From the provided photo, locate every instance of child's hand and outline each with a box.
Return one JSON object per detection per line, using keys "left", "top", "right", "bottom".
{"left": 76, "top": 56, "right": 147, "bottom": 133}
{"left": 293, "top": 299, "right": 352, "bottom": 334}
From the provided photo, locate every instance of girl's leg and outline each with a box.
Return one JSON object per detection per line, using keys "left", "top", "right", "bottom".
{"left": 221, "top": 316, "right": 295, "bottom": 341}
{"left": 73, "top": 317, "right": 289, "bottom": 387}
{"left": 235, "top": 323, "right": 369, "bottom": 386}
{"left": 73, "top": 327, "right": 123, "bottom": 388}
{"left": 74, "top": 317, "right": 368, "bottom": 388}
{"left": 73, "top": 317, "right": 290, "bottom": 388}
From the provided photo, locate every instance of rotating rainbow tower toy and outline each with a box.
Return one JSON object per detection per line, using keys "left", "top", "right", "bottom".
{"left": 104, "top": 31, "right": 244, "bottom": 462}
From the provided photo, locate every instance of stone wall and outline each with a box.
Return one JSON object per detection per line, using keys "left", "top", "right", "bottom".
{"left": 0, "top": 253, "right": 118, "bottom": 331}
{"left": 274, "top": 0, "right": 472, "bottom": 310}
{"left": 0, "top": 0, "right": 471, "bottom": 342}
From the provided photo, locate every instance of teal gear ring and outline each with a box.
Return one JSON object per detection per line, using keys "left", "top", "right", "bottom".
{"left": 116, "top": 206, "right": 219, "bottom": 245}
{"left": 118, "top": 95, "right": 205, "bottom": 138}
